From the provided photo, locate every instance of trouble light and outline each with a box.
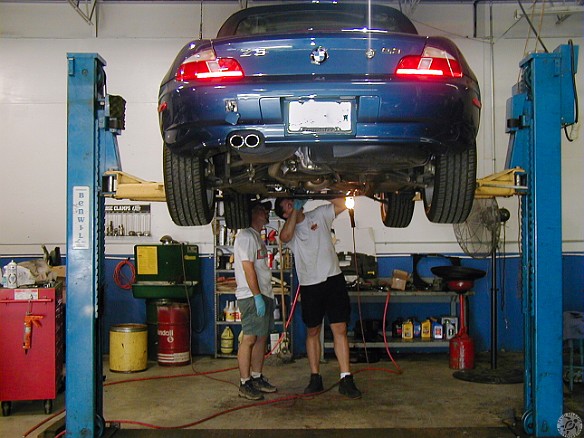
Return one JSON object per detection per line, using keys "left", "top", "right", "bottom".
{"left": 176, "top": 49, "right": 244, "bottom": 81}
{"left": 345, "top": 196, "right": 355, "bottom": 210}
{"left": 395, "top": 46, "right": 462, "bottom": 78}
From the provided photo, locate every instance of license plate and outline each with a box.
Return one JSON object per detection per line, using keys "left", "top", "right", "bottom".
{"left": 287, "top": 100, "right": 353, "bottom": 134}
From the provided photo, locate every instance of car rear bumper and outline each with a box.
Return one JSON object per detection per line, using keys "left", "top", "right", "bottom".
{"left": 159, "top": 78, "right": 480, "bottom": 156}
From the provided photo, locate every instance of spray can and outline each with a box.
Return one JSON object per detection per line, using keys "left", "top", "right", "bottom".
{"left": 220, "top": 326, "right": 234, "bottom": 354}
{"left": 6, "top": 260, "right": 18, "bottom": 288}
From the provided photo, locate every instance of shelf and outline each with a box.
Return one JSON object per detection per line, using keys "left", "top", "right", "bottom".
{"left": 216, "top": 321, "right": 285, "bottom": 326}
{"left": 325, "top": 338, "right": 450, "bottom": 349}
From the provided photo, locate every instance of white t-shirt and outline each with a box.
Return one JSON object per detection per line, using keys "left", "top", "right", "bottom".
{"left": 287, "top": 204, "right": 341, "bottom": 286}
{"left": 233, "top": 228, "right": 274, "bottom": 300}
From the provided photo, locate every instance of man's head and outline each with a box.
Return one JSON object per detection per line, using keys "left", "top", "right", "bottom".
{"left": 274, "top": 198, "right": 293, "bottom": 220}
{"left": 249, "top": 200, "right": 272, "bottom": 227}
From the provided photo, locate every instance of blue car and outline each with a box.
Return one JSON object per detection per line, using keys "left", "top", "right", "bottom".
{"left": 158, "top": 1, "right": 481, "bottom": 229}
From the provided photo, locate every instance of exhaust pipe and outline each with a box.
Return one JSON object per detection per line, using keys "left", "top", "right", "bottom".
{"left": 227, "top": 131, "right": 263, "bottom": 149}
{"left": 244, "top": 133, "right": 260, "bottom": 148}
{"left": 228, "top": 134, "right": 245, "bottom": 149}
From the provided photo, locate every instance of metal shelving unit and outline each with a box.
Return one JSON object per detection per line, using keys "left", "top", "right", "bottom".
{"left": 213, "top": 212, "right": 294, "bottom": 359}
{"left": 323, "top": 290, "right": 470, "bottom": 351}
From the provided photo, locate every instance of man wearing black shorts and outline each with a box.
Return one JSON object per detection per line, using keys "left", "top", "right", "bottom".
{"left": 276, "top": 198, "right": 361, "bottom": 399}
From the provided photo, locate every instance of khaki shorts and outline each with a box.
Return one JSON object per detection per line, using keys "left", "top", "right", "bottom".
{"left": 239, "top": 295, "right": 274, "bottom": 337}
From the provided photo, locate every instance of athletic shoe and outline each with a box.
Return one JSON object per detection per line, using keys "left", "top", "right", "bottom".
{"left": 339, "top": 375, "right": 362, "bottom": 399}
{"left": 303, "top": 373, "right": 324, "bottom": 394}
{"left": 251, "top": 375, "right": 277, "bottom": 393}
{"left": 239, "top": 380, "right": 264, "bottom": 400}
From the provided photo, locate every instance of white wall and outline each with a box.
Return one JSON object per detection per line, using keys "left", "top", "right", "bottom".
{"left": 0, "top": 1, "right": 582, "bottom": 257}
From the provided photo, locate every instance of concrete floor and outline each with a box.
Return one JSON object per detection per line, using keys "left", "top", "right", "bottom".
{"left": 3, "top": 352, "right": 582, "bottom": 438}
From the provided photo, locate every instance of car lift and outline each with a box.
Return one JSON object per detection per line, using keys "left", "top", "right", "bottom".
{"left": 65, "top": 44, "right": 577, "bottom": 436}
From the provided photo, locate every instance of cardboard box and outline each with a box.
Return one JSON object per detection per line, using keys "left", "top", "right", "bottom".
{"left": 391, "top": 269, "right": 409, "bottom": 290}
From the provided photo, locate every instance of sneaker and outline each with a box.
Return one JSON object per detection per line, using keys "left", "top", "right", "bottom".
{"left": 303, "top": 373, "right": 324, "bottom": 394}
{"left": 251, "top": 375, "right": 277, "bottom": 393}
{"left": 238, "top": 380, "right": 264, "bottom": 401}
{"left": 338, "top": 375, "right": 362, "bottom": 399}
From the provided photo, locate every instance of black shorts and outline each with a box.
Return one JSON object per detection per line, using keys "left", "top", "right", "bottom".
{"left": 300, "top": 273, "right": 350, "bottom": 329}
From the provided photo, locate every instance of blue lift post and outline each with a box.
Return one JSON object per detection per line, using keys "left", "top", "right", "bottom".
{"left": 505, "top": 44, "right": 578, "bottom": 436}
{"left": 66, "top": 53, "right": 122, "bottom": 437}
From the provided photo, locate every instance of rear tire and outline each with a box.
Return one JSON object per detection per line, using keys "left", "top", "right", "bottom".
{"left": 423, "top": 145, "right": 476, "bottom": 223}
{"left": 380, "top": 191, "right": 415, "bottom": 228}
{"left": 163, "top": 144, "right": 216, "bottom": 226}
{"left": 223, "top": 192, "right": 250, "bottom": 230}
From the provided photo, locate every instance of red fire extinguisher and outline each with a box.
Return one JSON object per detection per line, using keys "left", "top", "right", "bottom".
{"left": 23, "top": 313, "right": 44, "bottom": 353}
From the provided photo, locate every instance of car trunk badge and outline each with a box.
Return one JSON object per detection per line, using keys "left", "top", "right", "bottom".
{"left": 310, "top": 46, "right": 328, "bottom": 65}
{"left": 365, "top": 48, "right": 375, "bottom": 59}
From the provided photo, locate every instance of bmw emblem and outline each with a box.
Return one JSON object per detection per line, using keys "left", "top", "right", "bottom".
{"left": 310, "top": 46, "right": 328, "bottom": 65}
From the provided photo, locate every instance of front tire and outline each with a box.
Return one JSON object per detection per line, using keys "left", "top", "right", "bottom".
{"left": 380, "top": 190, "right": 415, "bottom": 228}
{"left": 423, "top": 145, "right": 476, "bottom": 224}
{"left": 163, "top": 144, "right": 216, "bottom": 226}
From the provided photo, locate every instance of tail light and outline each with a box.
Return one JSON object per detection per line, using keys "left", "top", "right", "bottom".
{"left": 176, "top": 49, "right": 244, "bottom": 81}
{"left": 395, "top": 46, "right": 463, "bottom": 78}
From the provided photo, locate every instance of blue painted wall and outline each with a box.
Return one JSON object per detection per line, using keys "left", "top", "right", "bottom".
{"left": 1, "top": 254, "right": 582, "bottom": 356}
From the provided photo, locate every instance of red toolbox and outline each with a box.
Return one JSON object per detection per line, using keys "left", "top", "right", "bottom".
{"left": 0, "top": 284, "right": 64, "bottom": 416}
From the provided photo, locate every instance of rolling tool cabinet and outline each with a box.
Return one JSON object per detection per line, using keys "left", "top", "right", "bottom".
{"left": 0, "top": 284, "right": 64, "bottom": 416}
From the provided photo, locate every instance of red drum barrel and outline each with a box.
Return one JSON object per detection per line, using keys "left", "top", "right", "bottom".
{"left": 156, "top": 302, "right": 190, "bottom": 366}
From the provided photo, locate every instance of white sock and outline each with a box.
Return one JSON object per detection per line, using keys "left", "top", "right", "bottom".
{"left": 251, "top": 371, "right": 262, "bottom": 379}
{"left": 340, "top": 372, "right": 351, "bottom": 379}
{"left": 241, "top": 377, "right": 250, "bottom": 384}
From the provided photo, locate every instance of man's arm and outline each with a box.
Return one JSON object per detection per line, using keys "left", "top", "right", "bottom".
{"left": 241, "top": 260, "right": 261, "bottom": 296}
{"left": 330, "top": 198, "right": 347, "bottom": 217}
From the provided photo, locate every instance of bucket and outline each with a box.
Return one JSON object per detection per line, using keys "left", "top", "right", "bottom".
{"left": 109, "top": 324, "right": 148, "bottom": 373}
{"left": 157, "top": 302, "right": 190, "bottom": 366}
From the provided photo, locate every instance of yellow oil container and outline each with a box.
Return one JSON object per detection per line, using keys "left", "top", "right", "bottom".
{"left": 221, "top": 326, "right": 234, "bottom": 354}
{"left": 109, "top": 324, "right": 148, "bottom": 373}
{"left": 402, "top": 320, "right": 414, "bottom": 340}
{"left": 421, "top": 319, "right": 432, "bottom": 340}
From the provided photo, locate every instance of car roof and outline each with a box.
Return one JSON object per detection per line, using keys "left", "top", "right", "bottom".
{"left": 217, "top": 2, "right": 418, "bottom": 38}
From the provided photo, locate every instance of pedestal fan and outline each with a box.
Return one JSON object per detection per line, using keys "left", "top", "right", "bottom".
{"left": 451, "top": 198, "right": 522, "bottom": 384}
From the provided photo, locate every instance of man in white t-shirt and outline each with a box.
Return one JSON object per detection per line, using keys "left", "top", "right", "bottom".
{"left": 234, "top": 200, "right": 277, "bottom": 400}
{"left": 276, "top": 198, "right": 361, "bottom": 399}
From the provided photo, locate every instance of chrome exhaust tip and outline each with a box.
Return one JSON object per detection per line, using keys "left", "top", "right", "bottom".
{"left": 244, "top": 134, "right": 260, "bottom": 148}
{"left": 228, "top": 134, "right": 245, "bottom": 149}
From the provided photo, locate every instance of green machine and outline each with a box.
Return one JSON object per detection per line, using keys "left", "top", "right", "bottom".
{"left": 131, "top": 243, "right": 201, "bottom": 360}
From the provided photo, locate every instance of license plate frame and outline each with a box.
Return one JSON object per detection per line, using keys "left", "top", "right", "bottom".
{"left": 286, "top": 99, "right": 354, "bottom": 135}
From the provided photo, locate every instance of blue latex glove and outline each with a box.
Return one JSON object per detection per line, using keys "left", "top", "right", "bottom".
{"left": 293, "top": 199, "right": 307, "bottom": 210}
{"left": 254, "top": 294, "right": 266, "bottom": 317}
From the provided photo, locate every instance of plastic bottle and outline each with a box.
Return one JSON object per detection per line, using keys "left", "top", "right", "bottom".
{"left": 223, "top": 301, "right": 230, "bottom": 321}
{"left": 402, "top": 320, "right": 414, "bottom": 340}
{"left": 220, "top": 327, "right": 234, "bottom": 354}
{"left": 235, "top": 302, "right": 241, "bottom": 322}
{"left": 6, "top": 260, "right": 17, "bottom": 289}
{"left": 226, "top": 301, "right": 236, "bottom": 322}
{"left": 421, "top": 319, "right": 432, "bottom": 340}
{"left": 413, "top": 319, "right": 422, "bottom": 338}
{"left": 273, "top": 297, "right": 281, "bottom": 321}
{"left": 432, "top": 320, "right": 443, "bottom": 339}
{"left": 392, "top": 318, "right": 403, "bottom": 339}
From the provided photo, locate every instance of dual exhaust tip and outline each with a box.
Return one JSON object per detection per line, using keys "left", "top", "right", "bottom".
{"left": 228, "top": 131, "right": 262, "bottom": 149}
